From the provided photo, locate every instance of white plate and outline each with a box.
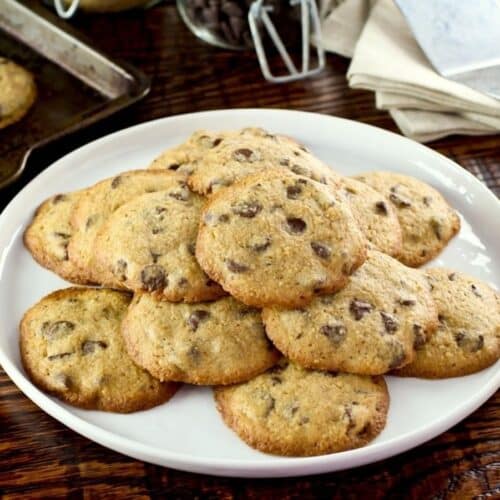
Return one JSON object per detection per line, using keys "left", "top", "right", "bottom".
{"left": 0, "top": 109, "right": 499, "bottom": 478}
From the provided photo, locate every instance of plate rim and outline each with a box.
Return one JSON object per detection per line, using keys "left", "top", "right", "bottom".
{"left": 1, "top": 108, "right": 499, "bottom": 478}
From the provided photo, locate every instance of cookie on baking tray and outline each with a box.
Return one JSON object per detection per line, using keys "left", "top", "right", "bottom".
{"left": 68, "top": 169, "right": 181, "bottom": 284}
{"left": 20, "top": 287, "right": 179, "bottom": 412}
{"left": 263, "top": 250, "right": 438, "bottom": 374}
{"left": 23, "top": 191, "right": 92, "bottom": 285}
{"left": 122, "top": 294, "right": 279, "bottom": 385}
{"left": 354, "top": 171, "right": 460, "bottom": 267}
{"left": 0, "top": 57, "right": 36, "bottom": 129}
{"left": 396, "top": 268, "right": 500, "bottom": 378}
{"left": 196, "top": 168, "right": 367, "bottom": 308}
{"left": 214, "top": 361, "right": 389, "bottom": 456}
{"left": 93, "top": 181, "right": 225, "bottom": 302}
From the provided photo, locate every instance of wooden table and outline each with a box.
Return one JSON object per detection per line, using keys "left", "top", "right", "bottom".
{"left": 1, "top": 3, "right": 499, "bottom": 498}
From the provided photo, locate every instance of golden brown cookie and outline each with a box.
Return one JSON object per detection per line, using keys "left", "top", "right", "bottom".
{"left": 68, "top": 170, "right": 181, "bottom": 283}
{"left": 214, "top": 361, "right": 389, "bottom": 456}
{"left": 263, "top": 250, "right": 438, "bottom": 374}
{"left": 354, "top": 172, "right": 460, "bottom": 267}
{"left": 341, "top": 177, "right": 402, "bottom": 257}
{"left": 20, "top": 288, "right": 179, "bottom": 412}
{"left": 196, "top": 169, "right": 367, "bottom": 308}
{"left": 24, "top": 191, "right": 91, "bottom": 285}
{"left": 396, "top": 268, "right": 500, "bottom": 378}
{"left": 0, "top": 57, "right": 36, "bottom": 129}
{"left": 122, "top": 294, "right": 279, "bottom": 385}
{"left": 93, "top": 183, "right": 225, "bottom": 302}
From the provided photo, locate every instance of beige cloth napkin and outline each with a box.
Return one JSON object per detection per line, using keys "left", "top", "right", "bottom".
{"left": 319, "top": 0, "right": 500, "bottom": 142}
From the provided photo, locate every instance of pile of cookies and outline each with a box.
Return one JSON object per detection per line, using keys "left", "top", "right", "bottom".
{"left": 21, "top": 127, "right": 499, "bottom": 457}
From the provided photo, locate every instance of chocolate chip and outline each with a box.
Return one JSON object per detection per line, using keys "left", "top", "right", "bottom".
{"left": 471, "top": 284, "right": 482, "bottom": 298}
{"left": 226, "top": 259, "right": 249, "bottom": 273}
{"left": 311, "top": 241, "right": 331, "bottom": 259}
{"left": 219, "top": 214, "right": 230, "bottom": 223}
{"left": 454, "top": 332, "right": 484, "bottom": 352}
{"left": 290, "top": 164, "right": 309, "bottom": 177}
{"left": 212, "top": 137, "right": 223, "bottom": 147}
{"left": 178, "top": 277, "right": 189, "bottom": 287}
{"left": 388, "top": 343, "right": 406, "bottom": 369}
{"left": 398, "top": 298, "right": 416, "bottom": 306}
{"left": 320, "top": 324, "right": 346, "bottom": 345}
{"left": 380, "top": 312, "right": 399, "bottom": 334}
{"left": 232, "top": 201, "right": 262, "bottom": 218}
{"left": 438, "top": 314, "right": 446, "bottom": 324}
{"left": 114, "top": 259, "right": 128, "bottom": 281}
{"left": 150, "top": 251, "right": 161, "bottom": 264}
{"left": 284, "top": 401, "right": 299, "bottom": 419}
{"left": 389, "top": 192, "right": 412, "bottom": 208}
{"left": 54, "top": 373, "right": 72, "bottom": 389}
{"left": 187, "top": 310, "right": 210, "bottom": 331}
{"left": 280, "top": 158, "right": 290, "bottom": 166}
{"left": 54, "top": 231, "right": 70, "bottom": 239}
{"left": 233, "top": 148, "right": 256, "bottom": 162}
{"left": 271, "top": 375, "right": 282, "bottom": 385}
{"left": 263, "top": 396, "right": 275, "bottom": 417}
{"left": 285, "top": 217, "right": 306, "bottom": 234}
{"left": 375, "top": 201, "right": 388, "bottom": 215}
{"left": 239, "top": 306, "right": 260, "bottom": 315}
{"left": 41, "top": 321, "right": 75, "bottom": 340}
{"left": 448, "top": 273, "right": 456, "bottom": 281}
{"left": 140, "top": 265, "right": 167, "bottom": 291}
{"left": 82, "top": 340, "right": 107, "bottom": 354}
{"left": 357, "top": 422, "right": 372, "bottom": 438}
{"left": 168, "top": 163, "right": 180, "bottom": 171}
{"left": 206, "top": 278, "right": 219, "bottom": 287}
{"left": 85, "top": 215, "right": 98, "bottom": 229}
{"left": 413, "top": 324, "right": 426, "bottom": 349}
{"left": 111, "top": 176, "right": 122, "bottom": 189}
{"left": 430, "top": 219, "right": 442, "bottom": 240}
{"left": 188, "top": 242, "right": 196, "bottom": 255}
{"left": 250, "top": 236, "right": 271, "bottom": 253}
{"left": 349, "top": 299, "right": 373, "bottom": 320}
{"left": 48, "top": 352, "right": 74, "bottom": 361}
{"left": 52, "top": 194, "right": 67, "bottom": 204}
{"left": 286, "top": 184, "right": 302, "bottom": 199}
{"left": 423, "top": 196, "right": 433, "bottom": 206}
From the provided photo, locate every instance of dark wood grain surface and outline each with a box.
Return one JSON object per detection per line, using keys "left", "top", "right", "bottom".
{"left": 1, "top": 3, "right": 499, "bottom": 498}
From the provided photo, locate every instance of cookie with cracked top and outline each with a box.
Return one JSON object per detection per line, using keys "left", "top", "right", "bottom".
{"left": 263, "top": 250, "right": 438, "bottom": 374}
{"left": 196, "top": 168, "right": 367, "bottom": 308}
{"left": 93, "top": 183, "right": 225, "bottom": 302}
{"left": 214, "top": 361, "right": 389, "bottom": 456}
{"left": 354, "top": 172, "right": 460, "bottom": 267}
{"left": 68, "top": 170, "right": 182, "bottom": 284}
{"left": 340, "top": 177, "right": 402, "bottom": 257}
{"left": 396, "top": 268, "right": 500, "bottom": 378}
{"left": 24, "top": 191, "right": 92, "bottom": 285}
{"left": 187, "top": 131, "right": 340, "bottom": 196}
{"left": 20, "top": 288, "right": 179, "bottom": 412}
{"left": 147, "top": 127, "right": 272, "bottom": 175}
{"left": 122, "top": 294, "right": 279, "bottom": 385}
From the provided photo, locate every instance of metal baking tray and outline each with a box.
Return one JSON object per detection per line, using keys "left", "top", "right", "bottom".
{"left": 0, "top": 0, "right": 150, "bottom": 189}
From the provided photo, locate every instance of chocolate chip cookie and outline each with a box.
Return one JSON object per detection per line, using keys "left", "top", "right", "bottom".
{"left": 354, "top": 172, "right": 460, "bottom": 267}
{"left": 214, "top": 361, "right": 389, "bottom": 456}
{"left": 396, "top": 268, "right": 500, "bottom": 378}
{"left": 263, "top": 250, "right": 438, "bottom": 374}
{"left": 341, "top": 177, "right": 402, "bottom": 257}
{"left": 68, "top": 170, "right": 180, "bottom": 284}
{"left": 122, "top": 294, "right": 279, "bottom": 385}
{"left": 196, "top": 169, "right": 367, "bottom": 308}
{"left": 93, "top": 184, "right": 225, "bottom": 302}
{"left": 24, "top": 191, "right": 92, "bottom": 285}
{"left": 187, "top": 132, "right": 340, "bottom": 196}
{"left": 148, "top": 127, "right": 271, "bottom": 175}
{"left": 20, "top": 288, "right": 179, "bottom": 412}
{"left": 0, "top": 57, "right": 36, "bottom": 129}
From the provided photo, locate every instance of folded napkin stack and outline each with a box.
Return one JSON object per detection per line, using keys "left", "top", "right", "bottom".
{"left": 318, "top": 0, "right": 500, "bottom": 142}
